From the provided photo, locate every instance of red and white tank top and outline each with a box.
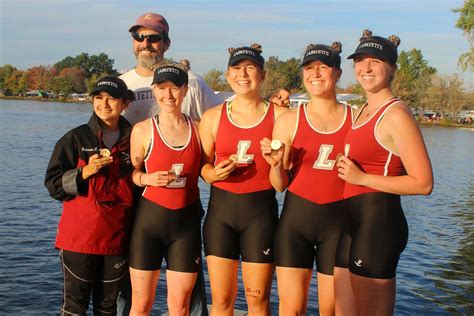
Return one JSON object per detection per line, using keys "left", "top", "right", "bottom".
{"left": 213, "top": 101, "right": 274, "bottom": 194}
{"left": 143, "top": 115, "right": 201, "bottom": 209}
{"left": 288, "top": 103, "right": 352, "bottom": 204}
{"left": 343, "top": 98, "right": 406, "bottom": 199}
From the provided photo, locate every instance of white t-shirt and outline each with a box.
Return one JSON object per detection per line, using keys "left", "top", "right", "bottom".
{"left": 120, "top": 68, "right": 223, "bottom": 125}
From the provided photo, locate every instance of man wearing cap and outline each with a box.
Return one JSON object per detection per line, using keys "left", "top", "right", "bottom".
{"left": 118, "top": 13, "right": 218, "bottom": 316}
{"left": 120, "top": 13, "right": 223, "bottom": 126}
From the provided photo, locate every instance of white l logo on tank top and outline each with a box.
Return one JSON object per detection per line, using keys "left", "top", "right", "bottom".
{"left": 167, "top": 163, "right": 186, "bottom": 188}
{"left": 313, "top": 144, "right": 336, "bottom": 170}
{"left": 235, "top": 140, "right": 254, "bottom": 164}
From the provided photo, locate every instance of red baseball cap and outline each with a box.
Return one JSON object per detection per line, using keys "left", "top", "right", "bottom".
{"left": 129, "top": 13, "right": 169, "bottom": 35}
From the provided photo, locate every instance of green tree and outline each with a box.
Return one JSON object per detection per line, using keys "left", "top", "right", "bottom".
{"left": 203, "top": 69, "right": 231, "bottom": 91}
{"left": 453, "top": 0, "right": 474, "bottom": 71}
{"left": 54, "top": 53, "right": 117, "bottom": 79}
{"left": 86, "top": 53, "right": 117, "bottom": 77}
{"left": 262, "top": 56, "right": 302, "bottom": 98}
{"left": 392, "top": 49, "right": 437, "bottom": 109}
{"left": 54, "top": 56, "right": 75, "bottom": 73}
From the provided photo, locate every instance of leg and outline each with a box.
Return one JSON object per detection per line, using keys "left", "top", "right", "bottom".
{"left": 189, "top": 264, "right": 208, "bottom": 316}
{"left": 129, "top": 267, "right": 160, "bottom": 315}
{"left": 241, "top": 262, "right": 275, "bottom": 316}
{"left": 350, "top": 274, "right": 396, "bottom": 316}
{"left": 60, "top": 250, "right": 96, "bottom": 315}
{"left": 166, "top": 270, "right": 198, "bottom": 316}
{"left": 190, "top": 199, "right": 208, "bottom": 316}
{"left": 276, "top": 267, "right": 312, "bottom": 315}
{"left": 116, "top": 268, "right": 132, "bottom": 316}
{"left": 317, "top": 272, "right": 337, "bottom": 316}
{"left": 334, "top": 267, "right": 356, "bottom": 316}
{"left": 334, "top": 232, "right": 356, "bottom": 316}
{"left": 92, "top": 255, "right": 128, "bottom": 316}
{"left": 206, "top": 256, "right": 239, "bottom": 316}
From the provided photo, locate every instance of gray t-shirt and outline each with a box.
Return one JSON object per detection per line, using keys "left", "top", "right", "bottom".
{"left": 120, "top": 68, "right": 223, "bottom": 125}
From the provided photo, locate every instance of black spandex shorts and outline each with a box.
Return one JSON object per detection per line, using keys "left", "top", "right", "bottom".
{"left": 335, "top": 192, "right": 408, "bottom": 279}
{"left": 203, "top": 186, "right": 278, "bottom": 263}
{"left": 275, "top": 191, "right": 345, "bottom": 275}
{"left": 129, "top": 197, "right": 201, "bottom": 272}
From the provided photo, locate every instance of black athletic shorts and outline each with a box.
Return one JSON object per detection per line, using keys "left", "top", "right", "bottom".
{"left": 275, "top": 191, "right": 345, "bottom": 275}
{"left": 129, "top": 197, "right": 201, "bottom": 272}
{"left": 335, "top": 192, "right": 408, "bottom": 279}
{"left": 203, "top": 186, "right": 278, "bottom": 263}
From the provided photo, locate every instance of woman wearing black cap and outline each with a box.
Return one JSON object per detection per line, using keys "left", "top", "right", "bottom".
{"left": 334, "top": 30, "right": 433, "bottom": 315}
{"left": 128, "top": 61, "right": 203, "bottom": 315}
{"left": 260, "top": 42, "right": 351, "bottom": 315}
{"left": 199, "top": 44, "right": 287, "bottom": 315}
{"left": 44, "top": 77, "right": 135, "bottom": 315}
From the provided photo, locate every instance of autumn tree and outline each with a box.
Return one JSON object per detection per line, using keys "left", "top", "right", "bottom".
{"left": 4, "top": 70, "right": 28, "bottom": 96}
{"left": 50, "top": 67, "right": 86, "bottom": 95}
{"left": 425, "top": 74, "right": 466, "bottom": 114}
{"left": 0, "top": 64, "right": 17, "bottom": 94}
{"left": 453, "top": 0, "right": 474, "bottom": 71}
{"left": 26, "top": 66, "right": 56, "bottom": 91}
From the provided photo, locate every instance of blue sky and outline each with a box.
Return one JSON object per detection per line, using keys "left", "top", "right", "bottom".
{"left": 1, "top": 0, "right": 472, "bottom": 89}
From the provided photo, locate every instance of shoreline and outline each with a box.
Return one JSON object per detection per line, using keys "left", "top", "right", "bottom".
{"left": 2, "top": 96, "right": 472, "bottom": 129}
{"left": 1, "top": 95, "right": 89, "bottom": 104}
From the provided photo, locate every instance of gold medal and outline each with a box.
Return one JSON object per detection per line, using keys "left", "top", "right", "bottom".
{"left": 99, "top": 148, "right": 110, "bottom": 157}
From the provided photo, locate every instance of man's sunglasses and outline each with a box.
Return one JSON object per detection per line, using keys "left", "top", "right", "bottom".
{"left": 132, "top": 32, "right": 165, "bottom": 43}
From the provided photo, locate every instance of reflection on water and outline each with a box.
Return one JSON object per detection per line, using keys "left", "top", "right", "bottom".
{"left": 0, "top": 100, "right": 473, "bottom": 314}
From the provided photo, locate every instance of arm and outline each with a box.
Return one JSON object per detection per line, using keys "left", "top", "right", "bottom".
{"left": 337, "top": 104, "right": 433, "bottom": 195}
{"left": 199, "top": 106, "right": 237, "bottom": 183}
{"left": 44, "top": 130, "right": 113, "bottom": 201}
{"left": 130, "top": 119, "right": 172, "bottom": 187}
{"left": 269, "top": 88, "right": 290, "bottom": 108}
{"left": 44, "top": 133, "right": 83, "bottom": 201}
{"left": 261, "top": 110, "right": 296, "bottom": 192}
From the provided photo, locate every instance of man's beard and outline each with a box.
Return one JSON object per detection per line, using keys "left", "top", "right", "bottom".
{"left": 135, "top": 48, "right": 163, "bottom": 69}
{"left": 137, "top": 54, "right": 159, "bottom": 69}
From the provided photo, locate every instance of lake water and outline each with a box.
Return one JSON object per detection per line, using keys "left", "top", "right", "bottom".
{"left": 0, "top": 100, "right": 473, "bottom": 315}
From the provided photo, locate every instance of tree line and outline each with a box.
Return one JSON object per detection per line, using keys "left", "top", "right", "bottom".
{"left": 0, "top": 53, "right": 118, "bottom": 98}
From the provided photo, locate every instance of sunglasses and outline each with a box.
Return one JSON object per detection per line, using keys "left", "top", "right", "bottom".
{"left": 132, "top": 32, "right": 165, "bottom": 43}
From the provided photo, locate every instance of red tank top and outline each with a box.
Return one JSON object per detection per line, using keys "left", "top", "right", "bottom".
{"left": 343, "top": 98, "right": 406, "bottom": 199}
{"left": 213, "top": 101, "right": 274, "bottom": 194}
{"left": 288, "top": 104, "right": 352, "bottom": 204}
{"left": 143, "top": 115, "right": 200, "bottom": 209}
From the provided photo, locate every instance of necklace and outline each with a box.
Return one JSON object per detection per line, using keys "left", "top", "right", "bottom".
{"left": 159, "top": 116, "right": 184, "bottom": 145}
{"left": 306, "top": 103, "right": 340, "bottom": 132}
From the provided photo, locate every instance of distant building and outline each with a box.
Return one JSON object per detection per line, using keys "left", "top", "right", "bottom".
{"left": 289, "top": 93, "right": 363, "bottom": 108}
{"left": 26, "top": 90, "right": 55, "bottom": 98}
{"left": 213, "top": 91, "right": 363, "bottom": 108}
{"left": 70, "top": 93, "right": 90, "bottom": 101}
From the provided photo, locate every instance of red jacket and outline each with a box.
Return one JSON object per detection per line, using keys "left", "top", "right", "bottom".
{"left": 44, "top": 114, "right": 135, "bottom": 255}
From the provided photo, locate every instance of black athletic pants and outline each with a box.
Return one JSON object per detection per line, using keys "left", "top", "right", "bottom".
{"left": 59, "top": 250, "right": 127, "bottom": 315}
